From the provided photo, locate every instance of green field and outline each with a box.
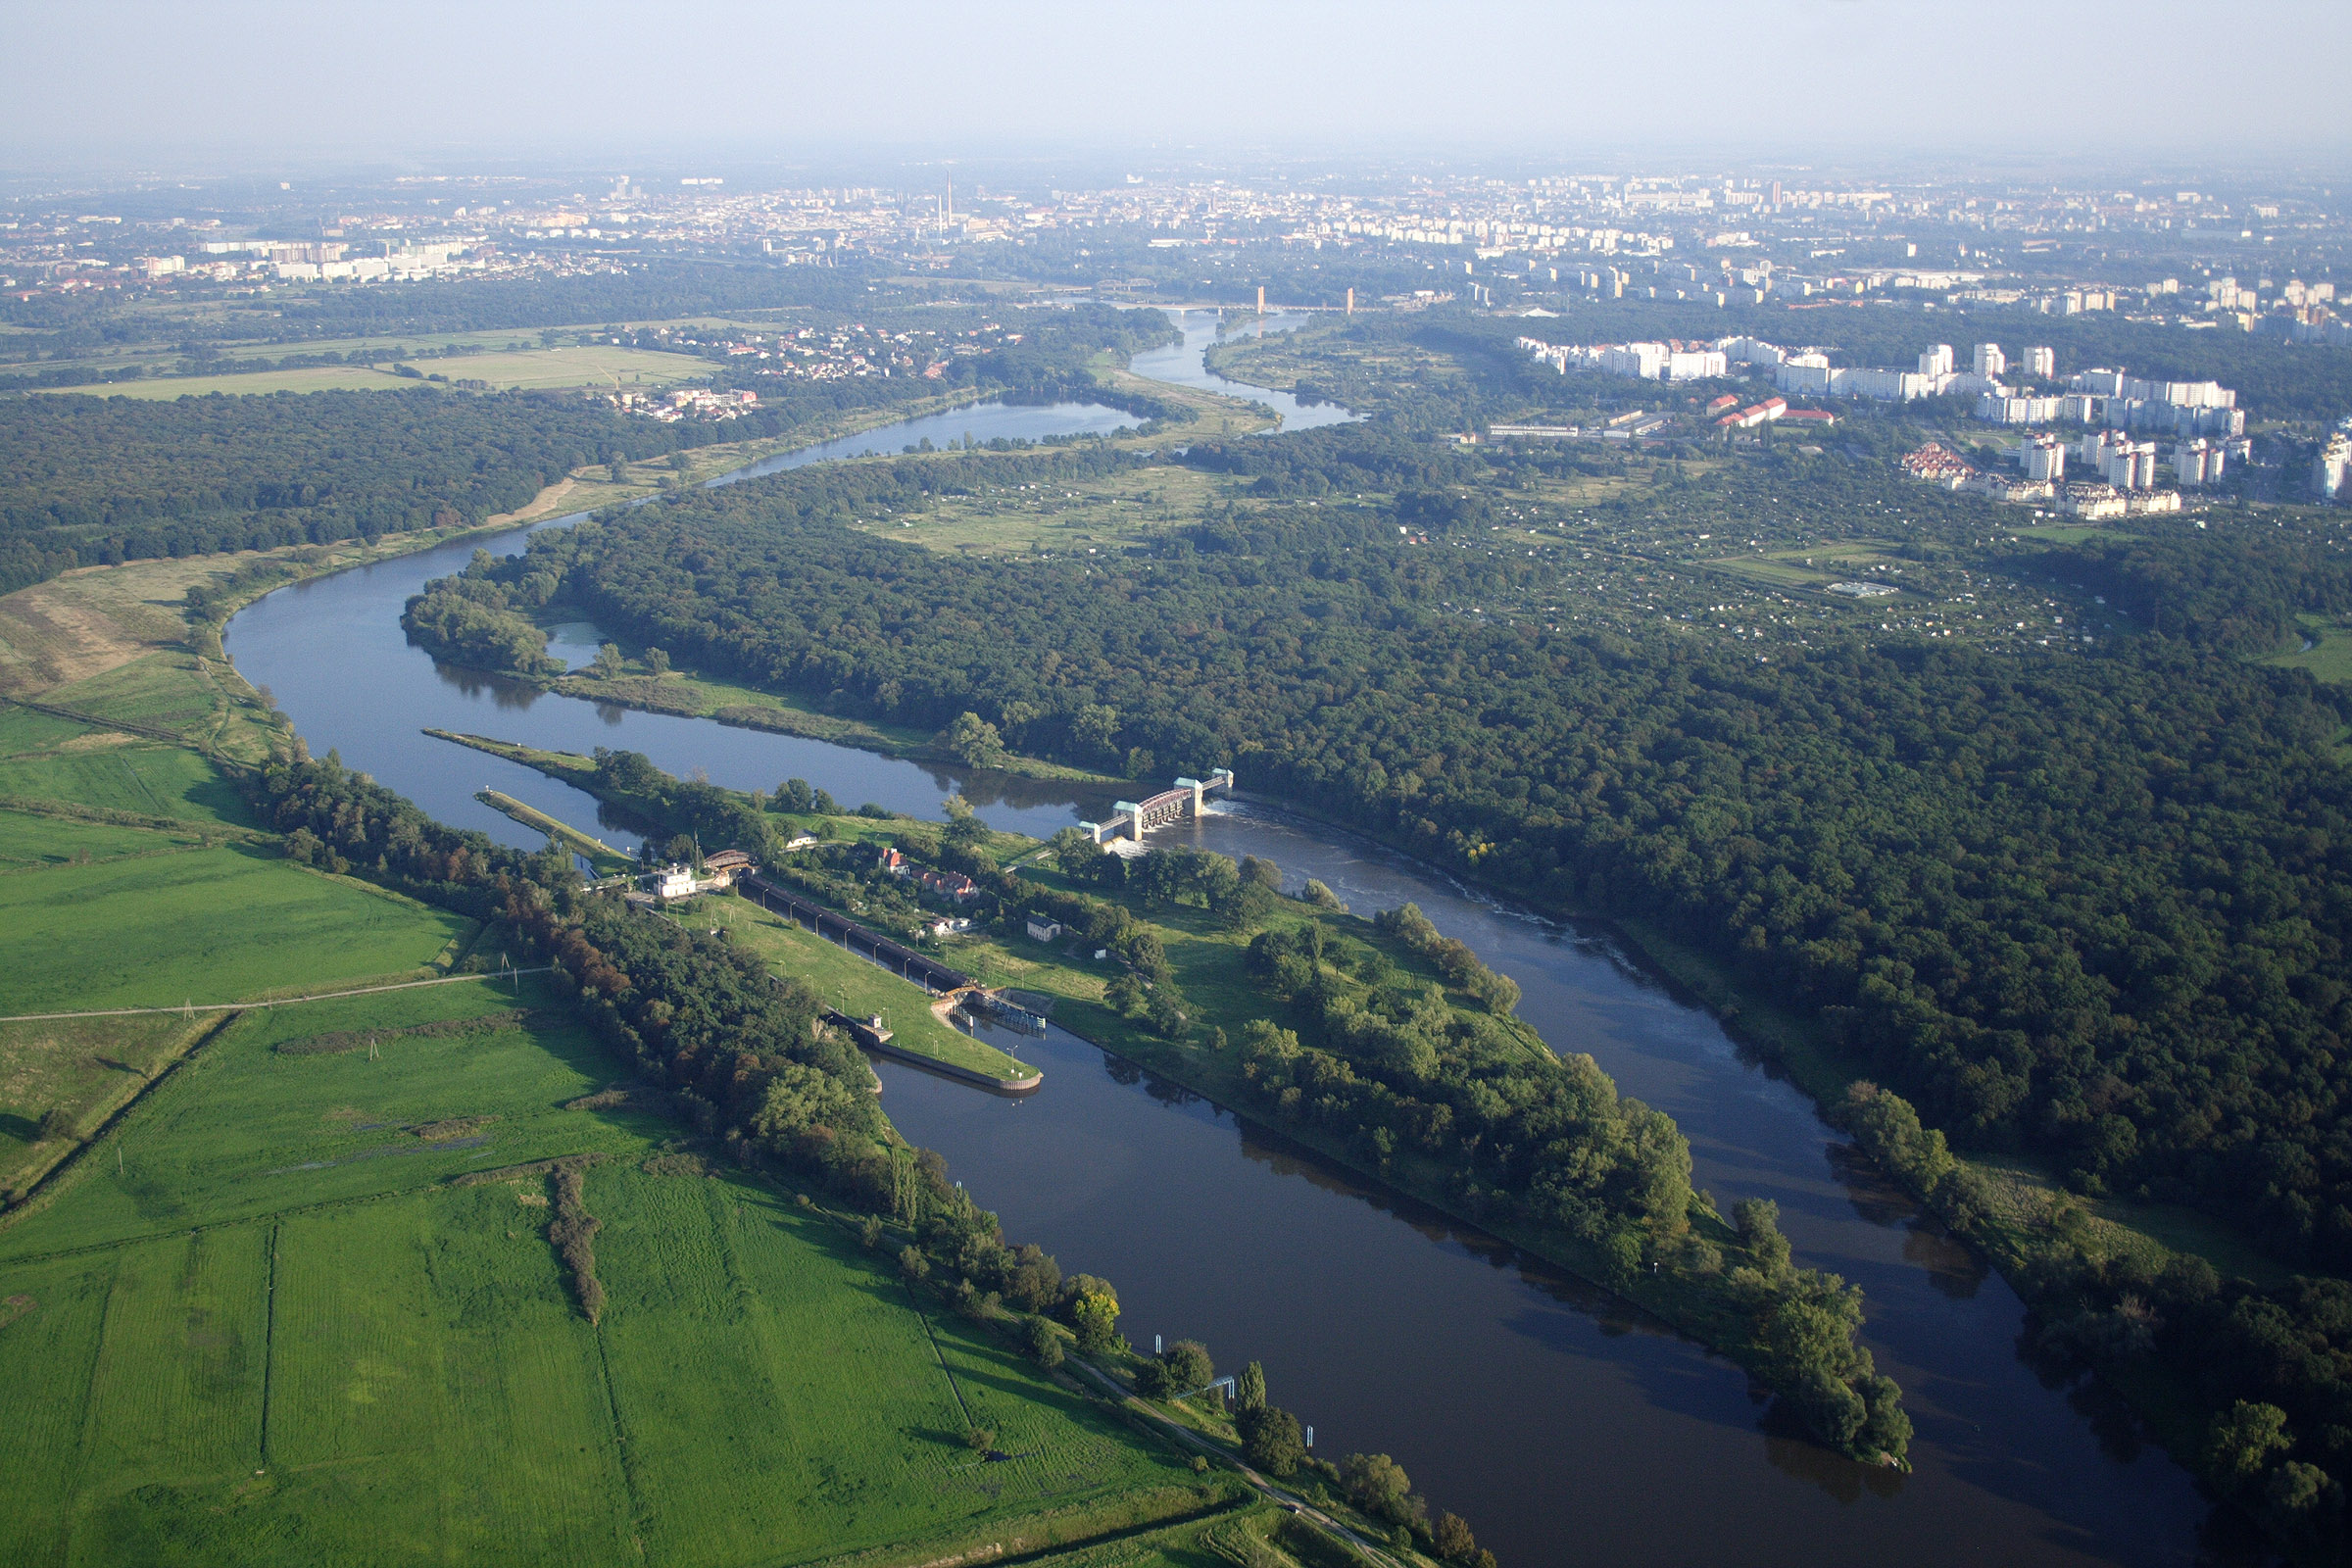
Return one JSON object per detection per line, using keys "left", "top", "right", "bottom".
{"left": 2268, "top": 612, "right": 2352, "bottom": 686}
{"left": 0, "top": 1012, "right": 207, "bottom": 1197}
{"left": 6, "top": 313, "right": 785, "bottom": 389}
{"left": 0, "top": 971, "right": 1185, "bottom": 1567}
{"left": 0, "top": 845, "right": 473, "bottom": 1014}
{"left": 0, "top": 741, "right": 251, "bottom": 824}
{"left": 0, "top": 804, "right": 214, "bottom": 869}
{"left": 42, "top": 344, "right": 710, "bottom": 400}
{"left": 704, "top": 896, "right": 1038, "bottom": 1084}
{"left": 854, "top": 463, "right": 1226, "bottom": 560}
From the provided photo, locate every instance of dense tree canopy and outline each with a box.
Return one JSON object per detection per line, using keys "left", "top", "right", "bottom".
{"left": 481, "top": 438, "right": 2352, "bottom": 1277}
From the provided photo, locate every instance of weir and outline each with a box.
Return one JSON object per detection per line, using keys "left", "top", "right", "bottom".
{"left": 1080, "top": 768, "right": 1234, "bottom": 844}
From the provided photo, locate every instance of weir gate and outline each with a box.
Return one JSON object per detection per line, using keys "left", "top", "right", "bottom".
{"left": 1082, "top": 769, "right": 1235, "bottom": 844}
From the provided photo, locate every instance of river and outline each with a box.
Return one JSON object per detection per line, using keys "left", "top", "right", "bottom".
{"left": 223, "top": 315, "right": 2233, "bottom": 1568}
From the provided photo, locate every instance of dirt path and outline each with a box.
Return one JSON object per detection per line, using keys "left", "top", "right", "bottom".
{"left": 1, "top": 967, "right": 553, "bottom": 1024}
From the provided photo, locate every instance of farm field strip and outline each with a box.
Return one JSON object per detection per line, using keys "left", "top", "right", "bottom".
{"left": 38, "top": 344, "right": 712, "bottom": 400}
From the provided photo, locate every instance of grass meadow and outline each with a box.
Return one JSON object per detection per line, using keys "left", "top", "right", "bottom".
{"left": 0, "top": 742, "right": 252, "bottom": 825}
{"left": 704, "top": 896, "right": 1038, "bottom": 1083}
{"left": 43, "top": 345, "right": 710, "bottom": 401}
{"left": 0, "top": 844, "right": 473, "bottom": 1013}
{"left": 2269, "top": 612, "right": 2352, "bottom": 687}
{"left": 0, "top": 977, "right": 645, "bottom": 1259}
{"left": 0, "top": 968, "right": 1182, "bottom": 1567}
{"left": 0, "top": 1012, "right": 208, "bottom": 1198}
{"left": 0, "top": 804, "right": 215, "bottom": 870}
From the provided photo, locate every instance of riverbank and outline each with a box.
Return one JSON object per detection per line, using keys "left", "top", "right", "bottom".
{"left": 431, "top": 650, "right": 1128, "bottom": 789}
{"left": 452, "top": 728, "right": 1913, "bottom": 1457}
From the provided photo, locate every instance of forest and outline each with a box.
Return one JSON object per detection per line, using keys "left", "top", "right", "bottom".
{"left": 0, "top": 258, "right": 891, "bottom": 346}
{"left": 464, "top": 434, "right": 2352, "bottom": 1285}
{"left": 0, "top": 304, "right": 1178, "bottom": 595}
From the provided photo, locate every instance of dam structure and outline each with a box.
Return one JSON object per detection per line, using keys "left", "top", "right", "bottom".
{"left": 1081, "top": 769, "right": 1235, "bottom": 844}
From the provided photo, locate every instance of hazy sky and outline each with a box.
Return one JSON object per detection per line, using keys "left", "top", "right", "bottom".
{"left": 6, "top": 0, "right": 2349, "bottom": 172}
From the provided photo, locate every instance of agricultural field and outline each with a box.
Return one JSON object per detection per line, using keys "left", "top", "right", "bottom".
{"left": 3, "top": 313, "right": 783, "bottom": 388}
{"left": 0, "top": 801, "right": 216, "bottom": 869}
{"left": 0, "top": 1012, "right": 207, "bottom": 1199}
{"left": 0, "top": 843, "right": 474, "bottom": 1015}
{"left": 0, "top": 739, "right": 253, "bottom": 823}
{"left": 41, "top": 343, "right": 710, "bottom": 400}
{"left": 0, "top": 971, "right": 1188, "bottom": 1568}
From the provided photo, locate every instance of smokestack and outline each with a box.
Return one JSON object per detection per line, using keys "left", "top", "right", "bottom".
{"left": 1256, "top": 284, "right": 1265, "bottom": 316}
{"left": 1346, "top": 286, "right": 1354, "bottom": 316}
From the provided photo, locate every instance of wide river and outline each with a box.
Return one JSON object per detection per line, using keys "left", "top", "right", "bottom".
{"left": 225, "top": 312, "right": 2234, "bottom": 1567}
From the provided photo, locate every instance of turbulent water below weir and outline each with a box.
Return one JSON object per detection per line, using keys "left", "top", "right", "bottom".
{"left": 223, "top": 318, "right": 2237, "bottom": 1568}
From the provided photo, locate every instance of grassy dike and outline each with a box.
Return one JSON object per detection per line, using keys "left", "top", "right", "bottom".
{"left": 450, "top": 734, "right": 1908, "bottom": 1426}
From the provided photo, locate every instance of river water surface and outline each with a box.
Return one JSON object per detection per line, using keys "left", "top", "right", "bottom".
{"left": 224, "top": 316, "right": 2234, "bottom": 1567}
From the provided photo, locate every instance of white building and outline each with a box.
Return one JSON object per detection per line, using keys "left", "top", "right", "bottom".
{"left": 1717, "top": 335, "right": 1788, "bottom": 368}
{"left": 1919, "top": 344, "right": 1956, "bottom": 377}
{"left": 2172, "top": 439, "right": 2224, "bottom": 487}
{"left": 1599, "top": 343, "right": 1667, "bottom": 379}
{"left": 1973, "top": 343, "right": 2007, "bottom": 377}
{"left": 1978, "top": 394, "right": 2063, "bottom": 425}
{"left": 2025, "top": 346, "right": 2057, "bottom": 378}
{"left": 2102, "top": 441, "right": 2159, "bottom": 491}
{"left": 1775, "top": 356, "right": 1835, "bottom": 395}
{"left": 2317, "top": 432, "right": 2352, "bottom": 501}
{"left": 2022, "top": 435, "right": 2068, "bottom": 480}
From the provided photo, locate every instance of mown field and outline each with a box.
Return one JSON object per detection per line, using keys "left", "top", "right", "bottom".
{"left": 0, "top": 969, "right": 1186, "bottom": 1567}
{"left": 39, "top": 344, "right": 710, "bottom": 401}
{"left": 703, "top": 895, "right": 1038, "bottom": 1083}
{"left": 0, "top": 844, "right": 473, "bottom": 1015}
